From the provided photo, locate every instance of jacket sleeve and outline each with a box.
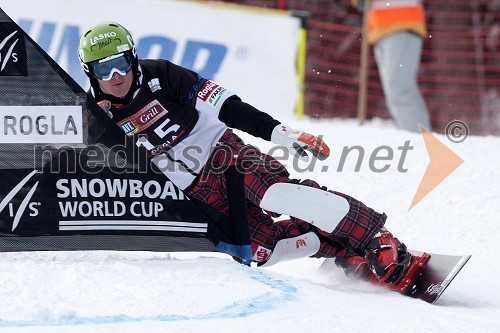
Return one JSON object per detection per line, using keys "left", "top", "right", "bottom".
{"left": 218, "top": 97, "right": 280, "bottom": 141}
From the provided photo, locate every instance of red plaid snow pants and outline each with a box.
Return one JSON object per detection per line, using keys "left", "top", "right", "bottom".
{"left": 186, "top": 130, "right": 386, "bottom": 262}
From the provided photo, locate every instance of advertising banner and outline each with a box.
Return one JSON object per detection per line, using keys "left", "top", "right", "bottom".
{"left": 0, "top": 106, "right": 83, "bottom": 143}
{"left": 0, "top": 0, "right": 300, "bottom": 119}
{"left": 0, "top": 166, "right": 217, "bottom": 252}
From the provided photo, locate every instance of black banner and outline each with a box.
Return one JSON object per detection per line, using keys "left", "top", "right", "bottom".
{"left": 1, "top": 169, "right": 209, "bottom": 237}
{"left": 0, "top": 159, "right": 228, "bottom": 252}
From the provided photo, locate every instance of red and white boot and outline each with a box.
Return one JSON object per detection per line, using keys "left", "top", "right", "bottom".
{"left": 364, "top": 228, "right": 430, "bottom": 293}
{"left": 335, "top": 228, "right": 430, "bottom": 294}
{"left": 365, "top": 228, "right": 407, "bottom": 282}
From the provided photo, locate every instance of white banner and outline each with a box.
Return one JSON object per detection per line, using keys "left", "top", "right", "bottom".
{"left": 0, "top": 106, "right": 83, "bottom": 143}
{"left": 0, "top": 0, "right": 300, "bottom": 119}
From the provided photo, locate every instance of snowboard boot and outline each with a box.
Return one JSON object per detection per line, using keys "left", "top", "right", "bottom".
{"left": 334, "top": 248, "right": 371, "bottom": 280}
{"left": 364, "top": 227, "right": 407, "bottom": 283}
{"left": 364, "top": 228, "right": 430, "bottom": 293}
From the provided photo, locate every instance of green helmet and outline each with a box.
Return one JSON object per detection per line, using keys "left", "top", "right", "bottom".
{"left": 78, "top": 22, "right": 136, "bottom": 68}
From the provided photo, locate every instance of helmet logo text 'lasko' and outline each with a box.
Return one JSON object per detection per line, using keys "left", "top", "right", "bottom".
{"left": 90, "top": 32, "right": 117, "bottom": 45}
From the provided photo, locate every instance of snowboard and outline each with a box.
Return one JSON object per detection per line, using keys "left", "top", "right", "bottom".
{"left": 320, "top": 251, "right": 471, "bottom": 304}
{"left": 406, "top": 251, "right": 471, "bottom": 304}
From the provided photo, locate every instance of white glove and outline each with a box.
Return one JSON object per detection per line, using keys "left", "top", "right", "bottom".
{"left": 271, "top": 124, "right": 330, "bottom": 162}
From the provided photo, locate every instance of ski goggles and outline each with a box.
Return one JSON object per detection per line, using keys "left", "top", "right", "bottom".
{"left": 90, "top": 53, "right": 133, "bottom": 80}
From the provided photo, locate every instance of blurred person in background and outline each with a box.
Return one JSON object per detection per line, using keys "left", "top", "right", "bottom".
{"left": 353, "top": 0, "right": 431, "bottom": 132}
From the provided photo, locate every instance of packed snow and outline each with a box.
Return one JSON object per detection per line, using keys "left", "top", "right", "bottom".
{"left": 0, "top": 117, "right": 499, "bottom": 333}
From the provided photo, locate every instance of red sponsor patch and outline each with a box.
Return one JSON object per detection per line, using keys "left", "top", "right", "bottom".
{"left": 252, "top": 245, "right": 272, "bottom": 262}
{"left": 116, "top": 99, "right": 168, "bottom": 134}
{"left": 197, "top": 80, "right": 220, "bottom": 102}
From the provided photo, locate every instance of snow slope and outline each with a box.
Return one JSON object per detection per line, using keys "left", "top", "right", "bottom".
{"left": 1, "top": 117, "right": 499, "bottom": 333}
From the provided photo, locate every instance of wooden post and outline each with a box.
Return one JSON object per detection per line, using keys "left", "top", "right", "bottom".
{"left": 357, "top": 0, "right": 371, "bottom": 125}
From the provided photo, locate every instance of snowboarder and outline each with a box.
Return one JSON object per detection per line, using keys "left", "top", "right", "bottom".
{"left": 78, "top": 22, "right": 426, "bottom": 292}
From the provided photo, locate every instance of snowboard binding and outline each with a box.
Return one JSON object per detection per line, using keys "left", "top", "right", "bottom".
{"left": 335, "top": 228, "right": 431, "bottom": 294}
